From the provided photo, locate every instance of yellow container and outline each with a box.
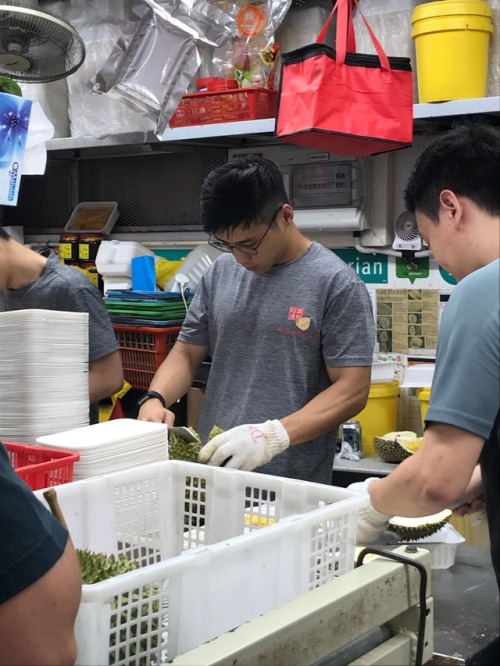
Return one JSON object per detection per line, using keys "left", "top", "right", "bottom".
{"left": 353, "top": 380, "right": 400, "bottom": 456}
{"left": 416, "top": 387, "right": 431, "bottom": 426}
{"left": 411, "top": 0, "right": 494, "bottom": 102}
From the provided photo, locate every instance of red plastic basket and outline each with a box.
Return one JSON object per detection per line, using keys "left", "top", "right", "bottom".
{"left": 113, "top": 324, "right": 181, "bottom": 390}
{"left": 169, "top": 87, "right": 277, "bottom": 128}
{"left": 5, "top": 442, "right": 80, "bottom": 490}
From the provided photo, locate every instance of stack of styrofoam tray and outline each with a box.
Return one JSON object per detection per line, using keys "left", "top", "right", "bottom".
{"left": 96, "top": 240, "right": 155, "bottom": 278}
{"left": 36, "top": 419, "right": 168, "bottom": 479}
{"left": 0, "top": 309, "right": 89, "bottom": 443}
{"left": 400, "top": 363, "right": 435, "bottom": 388}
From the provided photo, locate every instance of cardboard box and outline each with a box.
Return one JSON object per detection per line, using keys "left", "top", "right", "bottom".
{"left": 0, "top": 92, "right": 32, "bottom": 206}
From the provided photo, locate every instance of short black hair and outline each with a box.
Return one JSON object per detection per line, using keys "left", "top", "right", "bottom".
{"left": 200, "top": 155, "right": 289, "bottom": 235}
{"left": 0, "top": 227, "right": 10, "bottom": 240}
{"left": 404, "top": 123, "right": 500, "bottom": 221}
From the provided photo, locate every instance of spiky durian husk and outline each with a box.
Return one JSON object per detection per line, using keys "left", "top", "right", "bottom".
{"left": 388, "top": 509, "right": 452, "bottom": 541}
{"left": 77, "top": 549, "right": 139, "bottom": 585}
{"left": 374, "top": 431, "right": 419, "bottom": 463}
{"left": 77, "top": 549, "right": 160, "bottom": 665}
{"left": 169, "top": 424, "right": 224, "bottom": 463}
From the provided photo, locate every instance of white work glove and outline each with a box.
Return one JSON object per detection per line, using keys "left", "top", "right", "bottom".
{"left": 348, "top": 477, "right": 399, "bottom": 545}
{"left": 198, "top": 420, "right": 290, "bottom": 471}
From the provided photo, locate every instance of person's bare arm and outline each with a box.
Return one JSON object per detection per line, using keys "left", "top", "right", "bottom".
{"left": 369, "top": 422, "right": 484, "bottom": 517}
{"left": 138, "top": 340, "right": 209, "bottom": 423}
{"left": 0, "top": 538, "right": 82, "bottom": 666}
{"left": 281, "top": 365, "right": 371, "bottom": 445}
{"left": 89, "top": 350, "right": 124, "bottom": 404}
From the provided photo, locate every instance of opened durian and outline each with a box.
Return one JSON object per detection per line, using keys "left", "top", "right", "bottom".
{"left": 169, "top": 427, "right": 202, "bottom": 462}
{"left": 388, "top": 509, "right": 452, "bottom": 541}
{"left": 169, "top": 424, "right": 224, "bottom": 462}
{"left": 374, "top": 431, "right": 419, "bottom": 463}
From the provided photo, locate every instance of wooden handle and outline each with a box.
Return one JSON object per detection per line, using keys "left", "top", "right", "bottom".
{"left": 43, "top": 488, "right": 69, "bottom": 531}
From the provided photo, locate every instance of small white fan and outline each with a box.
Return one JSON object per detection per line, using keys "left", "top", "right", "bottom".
{"left": 392, "top": 211, "right": 423, "bottom": 252}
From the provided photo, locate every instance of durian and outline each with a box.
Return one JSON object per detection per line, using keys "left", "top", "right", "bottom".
{"left": 388, "top": 509, "right": 452, "bottom": 541}
{"left": 77, "top": 548, "right": 139, "bottom": 584}
{"left": 374, "top": 431, "right": 419, "bottom": 463}
{"left": 77, "top": 549, "right": 159, "bottom": 666}
{"left": 169, "top": 424, "right": 224, "bottom": 462}
{"left": 169, "top": 427, "right": 202, "bottom": 462}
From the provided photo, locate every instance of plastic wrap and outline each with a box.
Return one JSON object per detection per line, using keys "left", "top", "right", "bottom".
{"left": 276, "top": 5, "right": 331, "bottom": 53}
{"left": 37, "top": 1, "right": 156, "bottom": 138}
{"left": 93, "top": 0, "right": 235, "bottom": 137}
{"left": 209, "top": 0, "right": 291, "bottom": 87}
{"left": 353, "top": 0, "right": 418, "bottom": 102}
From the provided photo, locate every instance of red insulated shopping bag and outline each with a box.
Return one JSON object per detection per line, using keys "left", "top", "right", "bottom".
{"left": 275, "top": 0, "right": 413, "bottom": 156}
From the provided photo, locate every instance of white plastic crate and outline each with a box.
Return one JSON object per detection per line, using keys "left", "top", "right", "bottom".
{"left": 35, "top": 460, "right": 364, "bottom": 666}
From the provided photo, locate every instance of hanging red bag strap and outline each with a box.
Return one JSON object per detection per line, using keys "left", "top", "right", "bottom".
{"left": 316, "top": 0, "right": 391, "bottom": 74}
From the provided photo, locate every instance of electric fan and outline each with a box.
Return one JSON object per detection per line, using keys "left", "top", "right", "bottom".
{"left": 0, "top": 1, "right": 85, "bottom": 83}
{"left": 392, "top": 210, "right": 423, "bottom": 252}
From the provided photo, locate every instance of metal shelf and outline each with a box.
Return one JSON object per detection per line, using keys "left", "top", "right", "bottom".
{"left": 45, "top": 97, "right": 499, "bottom": 154}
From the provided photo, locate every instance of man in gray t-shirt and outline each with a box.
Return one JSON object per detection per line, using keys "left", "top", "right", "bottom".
{"left": 0, "top": 228, "right": 123, "bottom": 424}
{"left": 138, "top": 155, "right": 375, "bottom": 484}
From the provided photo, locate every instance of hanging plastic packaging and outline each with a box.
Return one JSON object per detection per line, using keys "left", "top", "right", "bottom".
{"left": 93, "top": 0, "right": 235, "bottom": 137}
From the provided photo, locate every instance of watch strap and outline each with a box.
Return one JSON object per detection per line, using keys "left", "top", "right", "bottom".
{"left": 138, "top": 390, "right": 166, "bottom": 409}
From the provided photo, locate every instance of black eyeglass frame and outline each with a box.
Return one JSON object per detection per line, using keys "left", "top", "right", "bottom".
{"left": 208, "top": 203, "right": 285, "bottom": 256}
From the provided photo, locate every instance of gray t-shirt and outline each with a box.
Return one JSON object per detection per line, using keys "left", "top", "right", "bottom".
{"left": 0, "top": 253, "right": 119, "bottom": 424}
{"left": 425, "top": 259, "right": 500, "bottom": 586}
{"left": 178, "top": 242, "right": 375, "bottom": 483}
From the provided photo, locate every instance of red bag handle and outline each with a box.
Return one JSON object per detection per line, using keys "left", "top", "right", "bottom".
{"left": 317, "top": 0, "right": 391, "bottom": 72}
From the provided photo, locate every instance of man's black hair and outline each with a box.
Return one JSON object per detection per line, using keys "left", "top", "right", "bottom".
{"left": 404, "top": 123, "right": 500, "bottom": 221}
{"left": 200, "top": 155, "right": 289, "bottom": 235}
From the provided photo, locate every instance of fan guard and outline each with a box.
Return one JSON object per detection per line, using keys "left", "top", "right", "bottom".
{"left": 0, "top": 3, "right": 85, "bottom": 83}
{"left": 394, "top": 211, "right": 420, "bottom": 242}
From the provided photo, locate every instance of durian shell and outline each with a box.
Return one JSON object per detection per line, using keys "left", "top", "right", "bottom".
{"left": 388, "top": 509, "right": 452, "bottom": 541}
{"left": 374, "top": 437, "right": 413, "bottom": 463}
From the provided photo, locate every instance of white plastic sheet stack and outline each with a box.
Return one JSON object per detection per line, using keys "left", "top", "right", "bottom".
{"left": 0, "top": 309, "right": 89, "bottom": 443}
{"left": 36, "top": 419, "right": 169, "bottom": 480}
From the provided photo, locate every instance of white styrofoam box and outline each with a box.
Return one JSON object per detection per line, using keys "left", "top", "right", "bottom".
{"left": 96, "top": 240, "right": 155, "bottom": 278}
{"left": 35, "top": 461, "right": 365, "bottom": 665}
{"left": 164, "top": 244, "right": 222, "bottom": 293}
{"left": 400, "top": 363, "right": 435, "bottom": 388}
{"left": 403, "top": 523, "right": 465, "bottom": 569}
{"left": 371, "top": 362, "right": 398, "bottom": 383}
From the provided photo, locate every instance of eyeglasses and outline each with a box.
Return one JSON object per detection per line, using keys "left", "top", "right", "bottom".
{"left": 208, "top": 204, "right": 284, "bottom": 256}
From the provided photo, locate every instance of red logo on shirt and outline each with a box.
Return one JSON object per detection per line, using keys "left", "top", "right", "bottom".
{"left": 288, "top": 306, "right": 304, "bottom": 321}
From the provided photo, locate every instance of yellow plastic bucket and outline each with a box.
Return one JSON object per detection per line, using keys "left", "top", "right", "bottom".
{"left": 353, "top": 380, "right": 399, "bottom": 456}
{"left": 411, "top": 0, "right": 494, "bottom": 102}
{"left": 416, "top": 387, "right": 431, "bottom": 426}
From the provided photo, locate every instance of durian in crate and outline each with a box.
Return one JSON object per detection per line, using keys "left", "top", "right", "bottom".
{"left": 374, "top": 431, "right": 423, "bottom": 463}
{"left": 388, "top": 509, "right": 452, "bottom": 541}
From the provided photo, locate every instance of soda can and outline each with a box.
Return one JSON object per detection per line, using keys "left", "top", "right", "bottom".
{"left": 340, "top": 420, "right": 363, "bottom": 457}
